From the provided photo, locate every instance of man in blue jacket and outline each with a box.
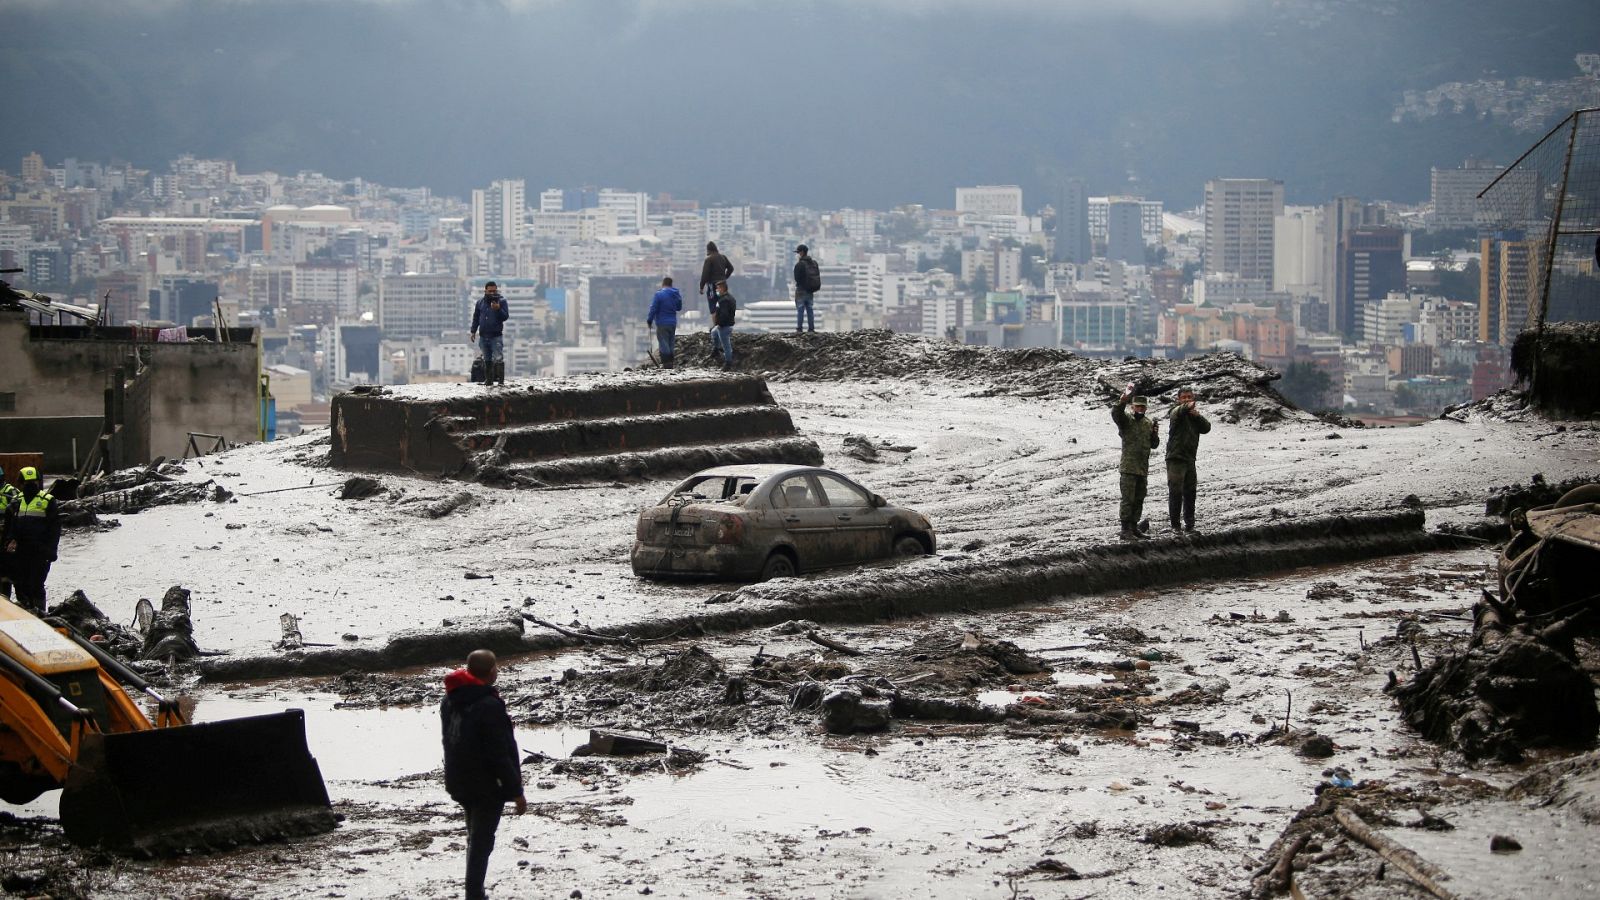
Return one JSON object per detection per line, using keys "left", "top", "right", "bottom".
{"left": 441, "top": 649, "right": 526, "bottom": 900}
{"left": 469, "top": 282, "right": 510, "bottom": 386}
{"left": 646, "top": 276, "right": 684, "bottom": 369}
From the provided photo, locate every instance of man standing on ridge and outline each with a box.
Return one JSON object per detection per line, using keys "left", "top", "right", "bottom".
{"left": 699, "top": 241, "right": 734, "bottom": 314}
{"left": 1111, "top": 391, "right": 1159, "bottom": 541}
{"left": 793, "top": 244, "right": 821, "bottom": 333}
{"left": 441, "top": 649, "right": 526, "bottom": 900}
{"left": 646, "top": 276, "right": 683, "bottom": 368}
{"left": 470, "top": 281, "right": 510, "bottom": 386}
{"left": 713, "top": 279, "right": 737, "bottom": 370}
{"left": 1165, "top": 386, "right": 1211, "bottom": 533}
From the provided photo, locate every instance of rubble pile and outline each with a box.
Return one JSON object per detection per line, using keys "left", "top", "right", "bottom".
{"left": 1389, "top": 482, "right": 1600, "bottom": 761}
{"left": 63, "top": 462, "right": 232, "bottom": 518}
{"left": 44, "top": 585, "right": 204, "bottom": 666}
{"left": 677, "top": 331, "right": 1302, "bottom": 422}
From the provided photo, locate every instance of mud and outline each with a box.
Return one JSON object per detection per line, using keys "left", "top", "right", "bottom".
{"left": 677, "top": 331, "right": 1302, "bottom": 423}
{"left": 193, "top": 510, "right": 1438, "bottom": 682}
{"left": 1513, "top": 321, "right": 1600, "bottom": 417}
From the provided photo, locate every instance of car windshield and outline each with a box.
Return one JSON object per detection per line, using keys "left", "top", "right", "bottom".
{"left": 662, "top": 475, "right": 760, "bottom": 505}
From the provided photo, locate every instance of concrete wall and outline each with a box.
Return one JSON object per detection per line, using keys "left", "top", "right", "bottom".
{"left": 0, "top": 311, "right": 260, "bottom": 463}
{"left": 0, "top": 417, "right": 102, "bottom": 472}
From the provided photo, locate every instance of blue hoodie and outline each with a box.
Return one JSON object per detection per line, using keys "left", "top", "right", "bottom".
{"left": 471, "top": 293, "right": 509, "bottom": 338}
{"left": 647, "top": 286, "right": 683, "bottom": 327}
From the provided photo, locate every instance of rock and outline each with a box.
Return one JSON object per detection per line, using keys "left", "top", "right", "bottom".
{"left": 1490, "top": 834, "right": 1522, "bottom": 852}
{"left": 1142, "top": 822, "right": 1213, "bottom": 847}
{"left": 1298, "top": 733, "right": 1336, "bottom": 758}
{"left": 819, "top": 685, "right": 891, "bottom": 734}
{"left": 841, "top": 434, "right": 880, "bottom": 462}
{"left": 339, "top": 476, "right": 383, "bottom": 500}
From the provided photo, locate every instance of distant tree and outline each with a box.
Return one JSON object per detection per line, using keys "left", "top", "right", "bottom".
{"left": 919, "top": 245, "right": 962, "bottom": 274}
{"left": 1143, "top": 244, "right": 1169, "bottom": 267}
{"left": 1392, "top": 383, "right": 1419, "bottom": 411}
{"left": 967, "top": 264, "right": 989, "bottom": 297}
{"left": 1019, "top": 245, "right": 1045, "bottom": 284}
{"left": 877, "top": 211, "right": 927, "bottom": 244}
{"left": 1180, "top": 260, "right": 1201, "bottom": 282}
{"left": 1434, "top": 258, "right": 1480, "bottom": 303}
{"left": 1279, "top": 361, "right": 1334, "bottom": 411}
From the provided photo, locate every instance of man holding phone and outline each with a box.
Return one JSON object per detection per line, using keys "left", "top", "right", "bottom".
{"left": 470, "top": 281, "right": 510, "bottom": 386}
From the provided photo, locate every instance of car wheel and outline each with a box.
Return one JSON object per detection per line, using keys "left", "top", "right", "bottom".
{"left": 760, "top": 551, "right": 797, "bottom": 581}
{"left": 894, "top": 535, "right": 926, "bottom": 556}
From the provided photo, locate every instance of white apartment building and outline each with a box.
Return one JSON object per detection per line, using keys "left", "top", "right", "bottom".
{"left": 705, "top": 206, "right": 749, "bottom": 239}
{"left": 293, "top": 261, "right": 360, "bottom": 317}
{"left": 1361, "top": 292, "right": 1423, "bottom": 347}
{"left": 378, "top": 273, "right": 465, "bottom": 340}
{"left": 671, "top": 213, "right": 708, "bottom": 269}
{"left": 539, "top": 188, "right": 565, "bottom": 214}
{"left": 1203, "top": 178, "right": 1284, "bottom": 281}
{"left": 531, "top": 208, "right": 618, "bottom": 244}
{"left": 1429, "top": 160, "right": 1502, "bottom": 229}
{"left": 1088, "top": 197, "right": 1164, "bottom": 243}
{"left": 955, "top": 185, "right": 1023, "bottom": 218}
{"left": 471, "top": 179, "right": 525, "bottom": 246}
{"left": 597, "top": 189, "right": 649, "bottom": 236}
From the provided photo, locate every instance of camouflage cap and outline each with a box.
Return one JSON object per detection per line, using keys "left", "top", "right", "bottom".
{"left": 1132, "top": 396, "right": 1149, "bottom": 406}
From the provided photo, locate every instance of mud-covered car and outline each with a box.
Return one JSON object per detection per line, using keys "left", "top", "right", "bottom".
{"left": 631, "top": 464, "right": 936, "bottom": 581}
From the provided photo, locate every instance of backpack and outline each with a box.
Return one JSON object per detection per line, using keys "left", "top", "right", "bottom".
{"left": 800, "top": 257, "right": 822, "bottom": 293}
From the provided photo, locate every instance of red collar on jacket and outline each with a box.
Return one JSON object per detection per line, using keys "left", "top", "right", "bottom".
{"left": 444, "top": 668, "right": 487, "bottom": 692}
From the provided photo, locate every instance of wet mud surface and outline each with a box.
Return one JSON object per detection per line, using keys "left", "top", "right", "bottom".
{"left": 13, "top": 550, "right": 1593, "bottom": 898}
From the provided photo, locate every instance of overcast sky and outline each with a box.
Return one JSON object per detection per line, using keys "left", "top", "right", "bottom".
{"left": 3, "top": 0, "right": 1592, "bottom": 208}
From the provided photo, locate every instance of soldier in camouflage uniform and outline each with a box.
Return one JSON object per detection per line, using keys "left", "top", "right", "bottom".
{"left": 1165, "top": 387, "right": 1212, "bottom": 532}
{"left": 1112, "top": 392, "right": 1160, "bottom": 540}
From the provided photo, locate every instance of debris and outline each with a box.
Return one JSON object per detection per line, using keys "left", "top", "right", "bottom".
{"left": 805, "top": 630, "right": 864, "bottom": 657}
{"left": 1334, "top": 806, "right": 1459, "bottom": 900}
{"left": 139, "top": 586, "right": 202, "bottom": 662}
{"left": 338, "top": 476, "right": 383, "bottom": 500}
{"left": 1141, "top": 822, "right": 1213, "bottom": 847}
{"left": 464, "top": 571, "right": 494, "bottom": 580}
{"left": 841, "top": 434, "right": 880, "bottom": 462}
{"left": 581, "top": 730, "right": 669, "bottom": 756}
{"left": 1299, "top": 733, "right": 1336, "bottom": 758}
{"left": 819, "top": 683, "right": 892, "bottom": 734}
{"left": 278, "top": 613, "right": 305, "bottom": 651}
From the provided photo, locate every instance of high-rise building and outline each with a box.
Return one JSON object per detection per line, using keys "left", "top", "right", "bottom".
{"left": 1337, "top": 226, "right": 1406, "bottom": 340}
{"left": 377, "top": 273, "right": 464, "bottom": 340}
{"left": 294, "top": 261, "right": 361, "bottom": 318}
{"left": 1430, "top": 159, "right": 1503, "bottom": 229}
{"left": 1203, "top": 178, "right": 1284, "bottom": 282}
{"left": 1479, "top": 234, "right": 1535, "bottom": 346}
{"left": 597, "top": 189, "right": 649, "bottom": 236}
{"left": 1105, "top": 200, "right": 1145, "bottom": 264}
{"left": 1321, "top": 197, "right": 1386, "bottom": 335}
{"left": 955, "top": 185, "right": 1023, "bottom": 218}
{"left": 1055, "top": 179, "right": 1090, "bottom": 264}
{"left": 539, "top": 188, "right": 565, "bottom": 214}
{"left": 149, "top": 276, "right": 218, "bottom": 326}
{"left": 470, "top": 179, "right": 525, "bottom": 246}
{"left": 1273, "top": 206, "right": 1324, "bottom": 295}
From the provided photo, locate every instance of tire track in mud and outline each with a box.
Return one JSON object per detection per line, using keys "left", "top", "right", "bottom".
{"left": 199, "top": 509, "right": 1447, "bottom": 682}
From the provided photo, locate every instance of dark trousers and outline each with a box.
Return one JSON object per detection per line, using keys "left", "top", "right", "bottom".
{"left": 655, "top": 325, "right": 676, "bottom": 365}
{"left": 10, "top": 557, "right": 49, "bottom": 613}
{"left": 1119, "top": 473, "right": 1147, "bottom": 530}
{"left": 463, "top": 801, "right": 503, "bottom": 900}
{"left": 1167, "top": 460, "right": 1198, "bottom": 527}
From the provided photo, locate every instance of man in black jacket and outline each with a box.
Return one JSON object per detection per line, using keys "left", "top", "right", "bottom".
{"left": 793, "top": 244, "right": 820, "bottom": 333}
{"left": 441, "top": 649, "right": 526, "bottom": 900}
{"left": 3, "top": 467, "right": 59, "bottom": 612}
{"left": 699, "top": 242, "right": 734, "bottom": 314}
{"left": 712, "top": 280, "right": 737, "bottom": 370}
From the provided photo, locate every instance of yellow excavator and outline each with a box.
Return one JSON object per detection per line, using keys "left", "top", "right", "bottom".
{"left": 0, "top": 601, "right": 335, "bottom": 855}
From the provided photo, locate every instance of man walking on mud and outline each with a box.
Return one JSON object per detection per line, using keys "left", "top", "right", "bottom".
{"left": 470, "top": 282, "right": 510, "bottom": 386}
{"left": 441, "top": 649, "right": 526, "bottom": 900}
{"left": 646, "top": 276, "right": 683, "bottom": 368}
{"left": 1165, "top": 387, "right": 1211, "bottom": 533}
{"left": 1112, "top": 391, "right": 1159, "bottom": 540}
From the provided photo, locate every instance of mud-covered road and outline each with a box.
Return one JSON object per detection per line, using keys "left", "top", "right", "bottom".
{"left": 9, "top": 549, "right": 1592, "bottom": 898}
{"left": 49, "top": 378, "right": 1600, "bottom": 657}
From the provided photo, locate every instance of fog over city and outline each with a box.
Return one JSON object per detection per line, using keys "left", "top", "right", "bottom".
{"left": 5, "top": 0, "right": 1594, "bottom": 207}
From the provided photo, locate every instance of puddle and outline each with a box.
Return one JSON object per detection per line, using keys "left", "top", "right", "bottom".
{"left": 1051, "top": 671, "right": 1113, "bottom": 687}
{"left": 974, "top": 689, "right": 1054, "bottom": 707}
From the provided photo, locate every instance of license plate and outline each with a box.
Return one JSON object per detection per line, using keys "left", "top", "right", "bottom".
{"left": 671, "top": 526, "right": 695, "bottom": 537}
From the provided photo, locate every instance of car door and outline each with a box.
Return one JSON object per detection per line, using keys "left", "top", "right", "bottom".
{"left": 769, "top": 474, "right": 836, "bottom": 570}
{"left": 813, "top": 472, "right": 892, "bottom": 563}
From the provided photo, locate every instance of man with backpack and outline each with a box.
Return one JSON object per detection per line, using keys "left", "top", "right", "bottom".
{"left": 793, "top": 244, "right": 821, "bottom": 333}
{"left": 699, "top": 242, "right": 734, "bottom": 314}
{"left": 469, "top": 282, "right": 510, "bottom": 386}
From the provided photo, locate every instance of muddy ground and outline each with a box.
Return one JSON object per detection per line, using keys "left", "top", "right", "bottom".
{"left": 9, "top": 342, "right": 1600, "bottom": 897}
{"left": 5, "top": 550, "right": 1595, "bottom": 898}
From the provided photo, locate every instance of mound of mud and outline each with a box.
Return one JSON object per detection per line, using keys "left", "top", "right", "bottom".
{"left": 1513, "top": 321, "right": 1600, "bottom": 416}
{"left": 1389, "top": 631, "right": 1598, "bottom": 762}
{"left": 677, "top": 331, "right": 1301, "bottom": 421}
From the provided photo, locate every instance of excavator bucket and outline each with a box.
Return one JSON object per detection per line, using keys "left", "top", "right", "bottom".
{"left": 58, "top": 709, "right": 335, "bottom": 856}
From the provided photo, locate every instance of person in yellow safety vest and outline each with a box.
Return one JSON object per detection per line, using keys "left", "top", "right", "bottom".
{"left": 0, "top": 476, "right": 21, "bottom": 604}
{"left": 2, "top": 467, "right": 59, "bottom": 613}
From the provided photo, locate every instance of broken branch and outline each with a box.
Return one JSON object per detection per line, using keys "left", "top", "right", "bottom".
{"left": 1334, "top": 806, "right": 1458, "bottom": 900}
{"left": 806, "top": 630, "right": 864, "bottom": 656}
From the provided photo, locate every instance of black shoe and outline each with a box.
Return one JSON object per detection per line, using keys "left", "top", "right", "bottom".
{"left": 1169, "top": 520, "right": 1183, "bottom": 533}
{"left": 1183, "top": 522, "right": 1196, "bottom": 533}
{"left": 1137, "top": 518, "right": 1151, "bottom": 535}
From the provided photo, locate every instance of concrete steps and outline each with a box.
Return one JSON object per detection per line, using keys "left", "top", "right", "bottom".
{"left": 329, "top": 373, "right": 822, "bottom": 483}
